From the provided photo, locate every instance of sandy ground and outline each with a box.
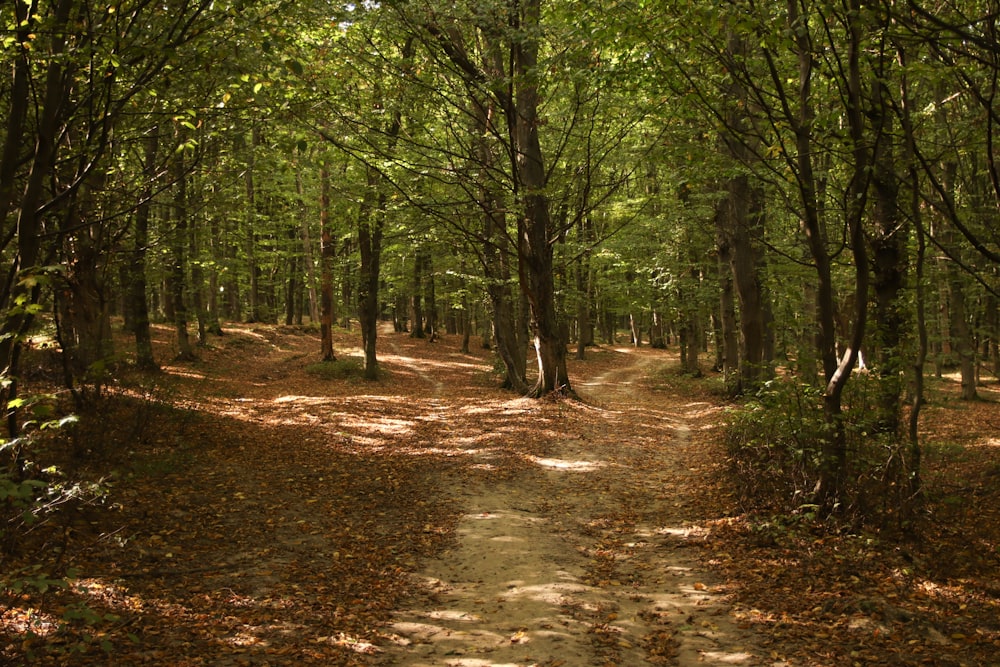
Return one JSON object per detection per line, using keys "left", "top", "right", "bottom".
{"left": 380, "top": 350, "right": 764, "bottom": 666}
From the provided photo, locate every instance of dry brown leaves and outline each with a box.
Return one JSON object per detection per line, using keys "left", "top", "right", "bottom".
{"left": 3, "top": 325, "right": 999, "bottom": 666}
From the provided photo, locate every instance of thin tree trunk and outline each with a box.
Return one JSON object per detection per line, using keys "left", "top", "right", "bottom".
{"left": 319, "top": 164, "right": 335, "bottom": 361}
{"left": 0, "top": 0, "right": 76, "bottom": 441}
{"left": 358, "top": 170, "right": 383, "bottom": 379}
{"left": 424, "top": 251, "right": 437, "bottom": 338}
{"left": 575, "top": 216, "right": 594, "bottom": 360}
{"left": 0, "top": 0, "right": 34, "bottom": 267}
{"left": 296, "top": 172, "right": 320, "bottom": 324}
{"left": 171, "top": 149, "right": 195, "bottom": 361}
{"left": 410, "top": 249, "right": 425, "bottom": 338}
{"left": 938, "top": 160, "right": 978, "bottom": 400}
{"left": 190, "top": 206, "right": 207, "bottom": 346}
{"left": 870, "top": 74, "right": 907, "bottom": 435}
{"left": 716, "top": 220, "right": 740, "bottom": 390}
{"left": 284, "top": 226, "right": 297, "bottom": 327}
{"left": 244, "top": 128, "right": 261, "bottom": 323}
{"left": 356, "top": 38, "right": 414, "bottom": 379}
{"left": 207, "top": 209, "right": 224, "bottom": 336}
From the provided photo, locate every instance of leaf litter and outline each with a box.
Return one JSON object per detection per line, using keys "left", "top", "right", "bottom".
{"left": 2, "top": 324, "right": 999, "bottom": 666}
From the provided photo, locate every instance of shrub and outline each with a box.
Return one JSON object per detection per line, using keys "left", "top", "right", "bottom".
{"left": 305, "top": 357, "right": 366, "bottom": 381}
{"left": 725, "top": 374, "right": 915, "bottom": 527}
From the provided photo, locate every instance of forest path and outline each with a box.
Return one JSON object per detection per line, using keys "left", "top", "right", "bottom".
{"left": 14, "top": 324, "right": 1000, "bottom": 666}
{"left": 33, "top": 325, "right": 764, "bottom": 666}
{"left": 382, "top": 346, "right": 762, "bottom": 666}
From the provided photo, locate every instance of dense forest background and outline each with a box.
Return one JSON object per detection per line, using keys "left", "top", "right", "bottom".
{"left": 2, "top": 0, "right": 1000, "bottom": 661}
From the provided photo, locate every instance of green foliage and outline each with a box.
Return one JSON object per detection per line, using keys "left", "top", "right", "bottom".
{"left": 725, "top": 375, "right": 916, "bottom": 526}
{"left": 724, "top": 379, "right": 829, "bottom": 510}
{"left": 0, "top": 385, "right": 112, "bottom": 654}
{"left": 305, "top": 357, "right": 366, "bottom": 381}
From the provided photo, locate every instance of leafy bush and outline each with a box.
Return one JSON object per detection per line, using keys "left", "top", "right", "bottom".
{"left": 305, "top": 357, "right": 366, "bottom": 381}
{"left": 724, "top": 379, "right": 829, "bottom": 511}
{"left": 725, "top": 374, "right": 915, "bottom": 526}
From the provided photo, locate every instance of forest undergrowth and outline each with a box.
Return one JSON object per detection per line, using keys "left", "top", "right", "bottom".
{"left": 1, "top": 323, "right": 998, "bottom": 665}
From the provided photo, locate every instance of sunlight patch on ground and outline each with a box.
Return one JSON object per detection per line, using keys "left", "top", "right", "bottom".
{"left": 412, "top": 609, "right": 483, "bottom": 622}
{"left": 316, "top": 634, "right": 380, "bottom": 654}
{"left": 700, "top": 650, "right": 756, "bottom": 663}
{"left": 382, "top": 354, "right": 486, "bottom": 374}
{"left": 499, "top": 581, "right": 592, "bottom": 604}
{"left": 223, "top": 631, "right": 265, "bottom": 647}
{"left": 497, "top": 398, "right": 541, "bottom": 413}
{"left": 391, "top": 446, "right": 489, "bottom": 457}
{"left": 457, "top": 405, "right": 497, "bottom": 415}
{"left": 654, "top": 525, "right": 703, "bottom": 538}
{"left": 273, "top": 394, "right": 329, "bottom": 404}
{"left": 333, "top": 414, "right": 416, "bottom": 435}
{"left": 162, "top": 366, "right": 207, "bottom": 380}
{"left": 444, "top": 661, "right": 528, "bottom": 667}
{"left": 529, "top": 455, "right": 607, "bottom": 471}
{"left": 682, "top": 402, "right": 726, "bottom": 419}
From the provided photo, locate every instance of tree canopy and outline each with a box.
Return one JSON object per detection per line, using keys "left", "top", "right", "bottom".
{"left": 3, "top": 0, "right": 1000, "bottom": 531}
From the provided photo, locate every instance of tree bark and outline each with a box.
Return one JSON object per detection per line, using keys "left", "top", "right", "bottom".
{"left": 296, "top": 172, "right": 320, "bottom": 325}
{"left": 575, "top": 216, "right": 594, "bottom": 359}
{"left": 512, "top": 0, "right": 571, "bottom": 397}
{"left": 0, "top": 0, "right": 76, "bottom": 440}
{"left": 937, "top": 146, "right": 978, "bottom": 399}
{"left": 319, "top": 164, "right": 336, "bottom": 361}
{"left": 869, "top": 74, "right": 907, "bottom": 435}
{"left": 358, "top": 168, "right": 383, "bottom": 379}
{"left": 171, "top": 148, "right": 195, "bottom": 361}
{"left": 720, "top": 27, "right": 774, "bottom": 395}
{"left": 410, "top": 248, "right": 426, "bottom": 338}
{"left": 715, "top": 214, "right": 740, "bottom": 391}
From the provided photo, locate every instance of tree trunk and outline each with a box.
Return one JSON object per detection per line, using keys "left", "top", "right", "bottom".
{"left": 358, "top": 170, "right": 383, "bottom": 379}
{"left": 0, "top": 0, "right": 75, "bottom": 441}
{"left": 484, "top": 234, "right": 527, "bottom": 391}
{"left": 939, "top": 163, "right": 978, "bottom": 399}
{"left": 54, "top": 148, "right": 115, "bottom": 381}
{"left": 0, "top": 0, "right": 34, "bottom": 264}
{"left": 461, "top": 287, "right": 471, "bottom": 354}
{"left": 296, "top": 172, "right": 320, "bottom": 324}
{"left": 716, "top": 219, "right": 740, "bottom": 391}
{"left": 472, "top": 77, "right": 527, "bottom": 390}
{"left": 356, "top": 38, "right": 414, "bottom": 379}
{"left": 189, "top": 204, "right": 207, "bottom": 346}
{"left": 424, "top": 251, "right": 437, "bottom": 338}
{"left": 727, "top": 178, "right": 771, "bottom": 393}
{"left": 410, "top": 248, "right": 425, "bottom": 338}
{"left": 244, "top": 128, "right": 262, "bottom": 323}
{"left": 575, "top": 216, "right": 594, "bottom": 360}
{"left": 171, "top": 149, "right": 195, "bottom": 361}
{"left": 629, "top": 313, "right": 642, "bottom": 347}
{"left": 650, "top": 310, "right": 667, "bottom": 349}
{"left": 340, "top": 236, "right": 354, "bottom": 328}
{"left": 869, "top": 76, "right": 907, "bottom": 435}
{"left": 284, "top": 226, "right": 298, "bottom": 327}
{"left": 206, "top": 209, "right": 224, "bottom": 336}
{"left": 512, "top": 0, "right": 570, "bottom": 397}
{"left": 819, "top": 0, "right": 871, "bottom": 501}
{"left": 319, "top": 164, "right": 336, "bottom": 361}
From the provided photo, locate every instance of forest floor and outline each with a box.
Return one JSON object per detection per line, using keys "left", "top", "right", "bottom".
{"left": 2, "top": 323, "right": 1000, "bottom": 666}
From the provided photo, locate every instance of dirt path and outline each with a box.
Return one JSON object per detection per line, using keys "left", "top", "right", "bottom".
{"left": 8, "top": 326, "right": 768, "bottom": 666}
{"left": 382, "top": 348, "right": 762, "bottom": 666}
